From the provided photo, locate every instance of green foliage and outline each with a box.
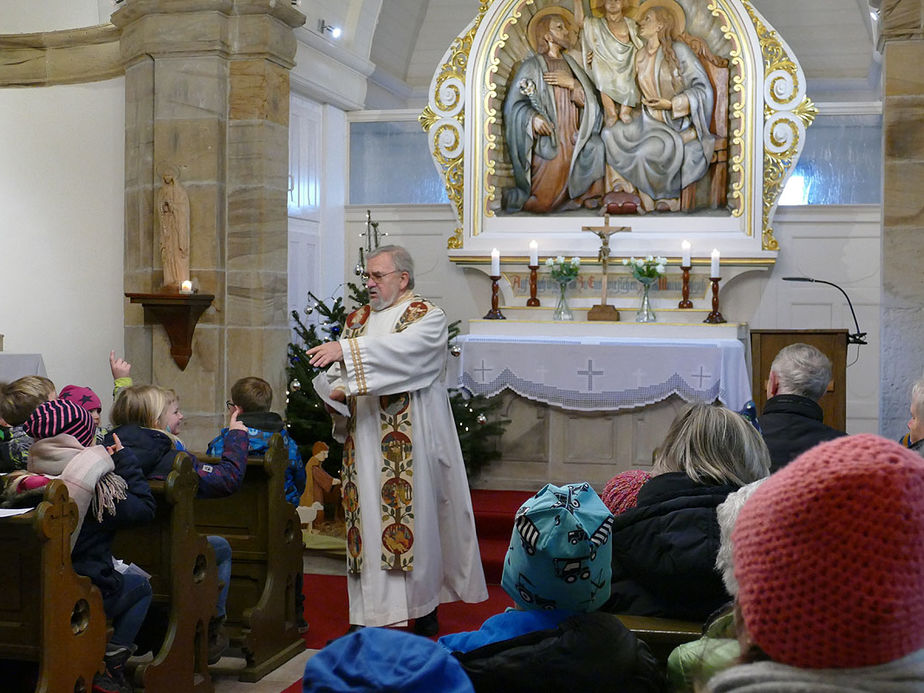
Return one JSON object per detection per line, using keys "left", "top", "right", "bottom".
{"left": 285, "top": 288, "right": 508, "bottom": 479}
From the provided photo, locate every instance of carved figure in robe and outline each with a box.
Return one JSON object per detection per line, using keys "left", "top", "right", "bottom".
{"left": 502, "top": 8, "right": 605, "bottom": 214}
{"left": 601, "top": 2, "right": 718, "bottom": 212}
{"left": 574, "top": 0, "right": 643, "bottom": 127}
{"left": 156, "top": 168, "right": 190, "bottom": 289}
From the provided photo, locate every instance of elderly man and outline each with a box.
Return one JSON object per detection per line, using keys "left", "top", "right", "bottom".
{"left": 306, "top": 245, "right": 487, "bottom": 636}
{"left": 905, "top": 378, "right": 924, "bottom": 457}
{"left": 758, "top": 343, "right": 846, "bottom": 472}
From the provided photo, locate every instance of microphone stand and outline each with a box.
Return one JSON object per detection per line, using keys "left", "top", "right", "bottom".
{"left": 781, "top": 277, "right": 867, "bottom": 345}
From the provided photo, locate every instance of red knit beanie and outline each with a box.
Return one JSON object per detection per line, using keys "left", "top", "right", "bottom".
{"left": 22, "top": 400, "right": 96, "bottom": 448}
{"left": 733, "top": 433, "right": 924, "bottom": 669}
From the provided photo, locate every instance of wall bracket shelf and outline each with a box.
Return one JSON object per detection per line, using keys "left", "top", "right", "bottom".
{"left": 125, "top": 292, "right": 214, "bottom": 370}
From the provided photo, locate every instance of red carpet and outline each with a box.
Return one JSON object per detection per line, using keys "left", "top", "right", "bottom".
{"left": 471, "top": 488, "right": 534, "bottom": 584}
{"left": 300, "top": 574, "right": 513, "bottom": 650}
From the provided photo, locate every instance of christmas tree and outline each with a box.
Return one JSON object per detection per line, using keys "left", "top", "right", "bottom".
{"left": 285, "top": 287, "right": 507, "bottom": 479}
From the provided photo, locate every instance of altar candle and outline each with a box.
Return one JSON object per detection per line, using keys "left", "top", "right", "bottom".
{"left": 180, "top": 280, "right": 193, "bottom": 294}
{"left": 681, "top": 240, "right": 691, "bottom": 267}
{"left": 529, "top": 240, "right": 539, "bottom": 266}
{"left": 710, "top": 248, "right": 720, "bottom": 277}
{"left": 491, "top": 248, "right": 501, "bottom": 276}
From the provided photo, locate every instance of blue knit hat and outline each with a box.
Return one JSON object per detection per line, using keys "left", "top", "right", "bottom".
{"left": 501, "top": 482, "right": 614, "bottom": 612}
{"left": 303, "top": 628, "right": 474, "bottom": 692}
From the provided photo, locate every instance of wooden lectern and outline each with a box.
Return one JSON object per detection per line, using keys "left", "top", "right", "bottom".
{"left": 749, "top": 329, "right": 848, "bottom": 431}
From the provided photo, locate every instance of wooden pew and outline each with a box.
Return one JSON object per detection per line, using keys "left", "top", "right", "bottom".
{"left": 112, "top": 453, "right": 218, "bottom": 693}
{"left": 0, "top": 480, "right": 107, "bottom": 693}
{"left": 195, "top": 434, "right": 306, "bottom": 682}
{"left": 615, "top": 614, "right": 702, "bottom": 665}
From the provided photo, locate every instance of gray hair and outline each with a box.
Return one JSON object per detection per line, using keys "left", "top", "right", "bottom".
{"left": 912, "top": 377, "right": 924, "bottom": 421}
{"left": 368, "top": 244, "right": 415, "bottom": 290}
{"left": 653, "top": 402, "right": 771, "bottom": 487}
{"left": 715, "top": 478, "right": 767, "bottom": 596}
{"left": 770, "top": 343, "right": 832, "bottom": 401}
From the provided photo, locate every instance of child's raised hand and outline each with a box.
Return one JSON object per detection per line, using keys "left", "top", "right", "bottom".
{"left": 110, "top": 350, "right": 132, "bottom": 379}
{"left": 106, "top": 433, "right": 124, "bottom": 455}
{"left": 228, "top": 406, "right": 247, "bottom": 432}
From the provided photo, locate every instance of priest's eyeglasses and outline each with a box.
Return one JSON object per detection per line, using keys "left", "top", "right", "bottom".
{"left": 360, "top": 269, "right": 400, "bottom": 282}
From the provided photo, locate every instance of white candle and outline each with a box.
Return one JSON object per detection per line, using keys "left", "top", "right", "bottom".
{"left": 491, "top": 248, "right": 500, "bottom": 276}
{"left": 681, "top": 240, "right": 691, "bottom": 267}
{"left": 180, "top": 280, "right": 193, "bottom": 294}
{"left": 529, "top": 240, "right": 539, "bottom": 266}
{"left": 710, "top": 248, "right": 720, "bottom": 277}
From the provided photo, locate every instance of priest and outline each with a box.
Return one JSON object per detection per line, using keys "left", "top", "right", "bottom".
{"left": 306, "top": 245, "right": 487, "bottom": 636}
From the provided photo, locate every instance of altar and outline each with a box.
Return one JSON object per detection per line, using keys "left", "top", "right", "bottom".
{"left": 457, "top": 330, "right": 750, "bottom": 413}
{"left": 453, "top": 319, "right": 753, "bottom": 492}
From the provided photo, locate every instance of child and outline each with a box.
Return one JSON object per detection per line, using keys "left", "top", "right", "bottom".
{"left": 0, "top": 375, "right": 57, "bottom": 470}
{"left": 438, "top": 482, "right": 661, "bottom": 692}
{"left": 207, "top": 377, "right": 306, "bottom": 505}
{"left": 207, "top": 376, "right": 308, "bottom": 632}
{"left": 58, "top": 384, "right": 105, "bottom": 443}
{"left": 23, "top": 399, "right": 155, "bottom": 693}
{"left": 106, "top": 384, "right": 248, "bottom": 663}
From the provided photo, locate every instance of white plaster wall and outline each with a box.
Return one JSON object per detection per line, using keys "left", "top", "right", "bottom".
{"left": 0, "top": 79, "right": 126, "bottom": 422}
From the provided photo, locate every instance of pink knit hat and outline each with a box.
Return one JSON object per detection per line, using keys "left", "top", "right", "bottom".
{"left": 57, "top": 385, "right": 102, "bottom": 413}
{"left": 733, "top": 433, "right": 924, "bottom": 669}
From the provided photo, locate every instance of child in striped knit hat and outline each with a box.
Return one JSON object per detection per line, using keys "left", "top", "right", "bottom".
{"left": 24, "top": 399, "right": 156, "bottom": 693}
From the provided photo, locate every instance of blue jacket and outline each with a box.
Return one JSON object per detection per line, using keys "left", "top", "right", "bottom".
{"left": 106, "top": 424, "right": 249, "bottom": 498}
{"left": 206, "top": 411, "right": 305, "bottom": 505}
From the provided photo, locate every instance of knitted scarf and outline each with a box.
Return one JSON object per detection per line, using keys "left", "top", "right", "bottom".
{"left": 27, "top": 434, "right": 128, "bottom": 545}
{"left": 707, "top": 648, "right": 924, "bottom": 692}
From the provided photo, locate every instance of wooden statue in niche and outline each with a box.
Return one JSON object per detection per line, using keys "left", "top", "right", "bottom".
{"left": 156, "top": 166, "right": 190, "bottom": 290}
{"left": 500, "top": 0, "right": 729, "bottom": 216}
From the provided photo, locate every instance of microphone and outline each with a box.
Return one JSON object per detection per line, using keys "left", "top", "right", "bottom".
{"left": 782, "top": 277, "right": 867, "bottom": 345}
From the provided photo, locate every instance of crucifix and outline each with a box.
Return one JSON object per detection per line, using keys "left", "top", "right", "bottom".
{"left": 582, "top": 214, "right": 631, "bottom": 321}
{"left": 355, "top": 209, "right": 387, "bottom": 276}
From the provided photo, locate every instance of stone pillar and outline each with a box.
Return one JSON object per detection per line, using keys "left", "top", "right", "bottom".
{"left": 113, "top": 0, "right": 304, "bottom": 449}
{"left": 879, "top": 0, "right": 924, "bottom": 437}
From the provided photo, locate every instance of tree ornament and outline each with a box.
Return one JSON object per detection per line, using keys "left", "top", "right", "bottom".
{"left": 289, "top": 378, "right": 301, "bottom": 392}
{"left": 477, "top": 413, "right": 487, "bottom": 424}
{"left": 450, "top": 344, "right": 462, "bottom": 357}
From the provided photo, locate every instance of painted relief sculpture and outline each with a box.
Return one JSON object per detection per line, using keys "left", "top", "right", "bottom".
{"left": 157, "top": 166, "right": 190, "bottom": 289}
{"left": 601, "top": 2, "right": 723, "bottom": 212}
{"left": 502, "top": 0, "right": 727, "bottom": 215}
{"left": 502, "top": 8, "right": 606, "bottom": 213}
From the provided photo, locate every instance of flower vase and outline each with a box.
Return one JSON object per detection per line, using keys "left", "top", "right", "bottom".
{"left": 553, "top": 280, "right": 574, "bottom": 321}
{"left": 635, "top": 277, "right": 657, "bottom": 323}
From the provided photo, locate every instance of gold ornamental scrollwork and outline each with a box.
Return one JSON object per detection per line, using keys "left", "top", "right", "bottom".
{"left": 420, "top": 0, "right": 497, "bottom": 249}
{"left": 743, "top": 0, "right": 817, "bottom": 251}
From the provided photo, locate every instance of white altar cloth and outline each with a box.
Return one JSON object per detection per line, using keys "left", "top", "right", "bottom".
{"left": 456, "top": 335, "right": 751, "bottom": 412}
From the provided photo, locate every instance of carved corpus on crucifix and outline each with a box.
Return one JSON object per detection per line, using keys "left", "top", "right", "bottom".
{"left": 583, "top": 215, "right": 631, "bottom": 321}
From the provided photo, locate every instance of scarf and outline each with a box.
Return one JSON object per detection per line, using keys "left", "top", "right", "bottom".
{"left": 28, "top": 434, "right": 128, "bottom": 546}
{"left": 707, "top": 648, "right": 924, "bottom": 692}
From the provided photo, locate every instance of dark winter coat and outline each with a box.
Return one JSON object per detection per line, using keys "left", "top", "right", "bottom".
{"left": 758, "top": 394, "right": 846, "bottom": 472}
{"left": 601, "top": 472, "right": 738, "bottom": 622}
{"left": 71, "top": 446, "right": 156, "bottom": 611}
{"left": 206, "top": 411, "right": 305, "bottom": 505}
{"left": 451, "top": 611, "right": 664, "bottom": 693}
{"left": 106, "top": 424, "right": 249, "bottom": 498}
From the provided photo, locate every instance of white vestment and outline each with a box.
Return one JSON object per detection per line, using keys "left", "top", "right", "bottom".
{"left": 326, "top": 294, "right": 488, "bottom": 626}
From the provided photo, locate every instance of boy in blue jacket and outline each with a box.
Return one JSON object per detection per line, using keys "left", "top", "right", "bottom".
{"left": 207, "top": 376, "right": 308, "bottom": 631}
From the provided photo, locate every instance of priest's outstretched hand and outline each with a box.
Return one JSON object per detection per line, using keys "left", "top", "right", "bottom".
{"left": 306, "top": 341, "right": 344, "bottom": 368}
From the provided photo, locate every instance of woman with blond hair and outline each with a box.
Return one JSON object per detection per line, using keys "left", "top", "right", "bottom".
{"left": 601, "top": 402, "right": 770, "bottom": 621}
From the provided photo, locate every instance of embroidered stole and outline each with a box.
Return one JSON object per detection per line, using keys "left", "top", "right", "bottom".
{"left": 340, "top": 298, "right": 434, "bottom": 574}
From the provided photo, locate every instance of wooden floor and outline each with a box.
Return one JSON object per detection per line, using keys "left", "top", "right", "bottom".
{"left": 210, "top": 649, "right": 315, "bottom": 693}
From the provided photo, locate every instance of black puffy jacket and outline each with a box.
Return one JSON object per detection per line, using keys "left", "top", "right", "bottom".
{"left": 601, "top": 472, "right": 738, "bottom": 621}
{"left": 453, "top": 611, "right": 664, "bottom": 693}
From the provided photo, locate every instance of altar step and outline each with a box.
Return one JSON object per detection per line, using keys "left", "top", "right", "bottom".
{"left": 471, "top": 489, "right": 534, "bottom": 584}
